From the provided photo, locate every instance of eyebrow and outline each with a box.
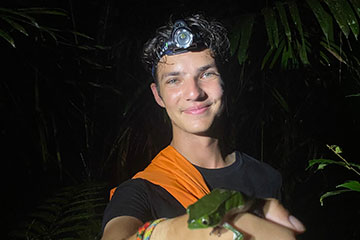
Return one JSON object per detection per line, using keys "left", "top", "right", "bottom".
{"left": 161, "top": 71, "right": 181, "bottom": 81}
{"left": 197, "top": 63, "right": 216, "bottom": 73}
{"left": 160, "top": 63, "right": 217, "bottom": 82}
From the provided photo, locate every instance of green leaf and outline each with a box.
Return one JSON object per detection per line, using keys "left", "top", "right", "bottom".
{"left": 0, "top": 28, "right": 15, "bottom": 47}
{"left": 93, "top": 44, "right": 111, "bottom": 50}
{"left": 262, "top": 7, "right": 279, "bottom": 48}
{"left": 1, "top": 16, "right": 29, "bottom": 36}
{"left": 328, "top": 144, "right": 342, "bottom": 153}
{"left": 18, "top": 7, "right": 68, "bottom": 17}
{"left": 229, "top": 26, "right": 240, "bottom": 56}
{"left": 307, "top": 158, "right": 360, "bottom": 171}
{"left": 288, "top": 1, "right": 309, "bottom": 64}
{"left": 337, "top": 180, "right": 360, "bottom": 192}
{"left": 237, "top": 14, "right": 255, "bottom": 64}
{"left": 306, "top": 0, "right": 334, "bottom": 43}
{"left": 0, "top": 8, "right": 39, "bottom": 28}
{"left": 281, "top": 42, "right": 292, "bottom": 68}
{"left": 29, "top": 211, "right": 56, "bottom": 223}
{"left": 38, "top": 26, "right": 59, "bottom": 43}
{"left": 69, "top": 30, "right": 94, "bottom": 40}
{"left": 288, "top": 1, "right": 304, "bottom": 38}
{"left": 270, "top": 38, "right": 286, "bottom": 68}
{"left": 320, "top": 40, "right": 348, "bottom": 64}
{"left": 350, "top": 0, "right": 360, "bottom": 19}
{"left": 320, "top": 189, "right": 352, "bottom": 206}
{"left": 261, "top": 47, "right": 275, "bottom": 70}
{"left": 307, "top": 158, "right": 346, "bottom": 170}
{"left": 341, "top": 0, "right": 360, "bottom": 39}
{"left": 53, "top": 224, "right": 90, "bottom": 235}
{"left": 271, "top": 87, "right": 290, "bottom": 112}
{"left": 334, "top": 145, "right": 342, "bottom": 154}
{"left": 275, "top": 1, "right": 292, "bottom": 42}
{"left": 324, "top": 0, "right": 359, "bottom": 39}
{"left": 320, "top": 49, "right": 331, "bottom": 66}
{"left": 346, "top": 93, "right": 360, "bottom": 97}
{"left": 296, "top": 38, "right": 310, "bottom": 65}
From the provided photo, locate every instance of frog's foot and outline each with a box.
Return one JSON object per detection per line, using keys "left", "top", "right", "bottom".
{"left": 222, "top": 222, "right": 244, "bottom": 240}
{"left": 209, "top": 223, "right": 244, "bottom": 240}
{"left": 209, "top": 226, "right": 224, "bottom": 237}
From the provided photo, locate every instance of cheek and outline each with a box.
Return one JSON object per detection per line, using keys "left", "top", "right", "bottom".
{"left": 162, "top": 88, "right": 183, "bottom": 105}
{"left": 209, "top": 82, "right": 224, "bottom": 100}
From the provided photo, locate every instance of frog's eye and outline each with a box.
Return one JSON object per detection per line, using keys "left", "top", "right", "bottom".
{"left": 201, "top": 217, "right": 209, "bottom": 225}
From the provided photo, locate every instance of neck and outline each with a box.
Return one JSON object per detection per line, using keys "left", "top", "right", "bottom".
{"left": 170, "top": 127, "right": 233, "bottom": 169}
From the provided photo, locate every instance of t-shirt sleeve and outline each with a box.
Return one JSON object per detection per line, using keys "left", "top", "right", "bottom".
{"left": 101, "top": 179, "right": 152, "bottom": 231}
{"left": 241, "top": 152, "right": 283, "bottom": 200}
{"left": 194, "top": 152, "right": 282, "bottom": 200}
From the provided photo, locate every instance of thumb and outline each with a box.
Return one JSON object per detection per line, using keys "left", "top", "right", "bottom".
{"left": 263, "top": 199, "right": 306, "bottom": 233}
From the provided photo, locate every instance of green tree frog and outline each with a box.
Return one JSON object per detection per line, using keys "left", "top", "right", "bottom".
{"left": 187, "top": 188, "right": 263, "bottom": 240}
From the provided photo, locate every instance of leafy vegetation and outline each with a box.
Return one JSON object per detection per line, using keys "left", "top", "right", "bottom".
{"left": 9, "top": 182, "right": 107, "bottom": 240}
{"left": 308, "top": 144, "right": 360, "bottom": 205}
{"left": 2, "top": 0, "right": 360, "bottom": 239}
{"left": 229, "top": 0, "right": 360, "bottom": 70}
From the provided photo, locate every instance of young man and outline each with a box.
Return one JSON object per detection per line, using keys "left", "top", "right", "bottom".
{"left": 102, "top": 14, "right": 305, "bottom": 240}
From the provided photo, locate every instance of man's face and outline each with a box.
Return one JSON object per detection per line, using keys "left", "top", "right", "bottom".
{"left": 150, "top": 49, "right": 224, "bottom": 136}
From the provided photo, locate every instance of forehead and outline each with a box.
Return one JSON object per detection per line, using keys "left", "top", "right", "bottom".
{"left": 156, "top": 49, "right": 215, "bottom": 79}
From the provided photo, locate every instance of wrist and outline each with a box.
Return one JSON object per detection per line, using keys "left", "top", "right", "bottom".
{"left": 136, "top": 218, "right": 167, "bottom": 240}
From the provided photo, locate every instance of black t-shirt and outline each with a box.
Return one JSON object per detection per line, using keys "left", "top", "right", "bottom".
{"left": 102, "top": 151, "right": 282, "bottom": 230}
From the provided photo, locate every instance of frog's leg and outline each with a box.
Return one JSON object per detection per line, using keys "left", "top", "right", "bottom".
{"left": 222, "top": 222, "right": 244, "bottom": 240}
{"left": 209, "top": 226, "right": 223, "bottom": 237}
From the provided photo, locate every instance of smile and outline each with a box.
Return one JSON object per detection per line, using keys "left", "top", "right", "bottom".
{"left": 183, "top": 104, "right": 211, "bottom": 115}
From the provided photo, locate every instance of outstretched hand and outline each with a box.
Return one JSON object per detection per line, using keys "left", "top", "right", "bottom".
{"left": 263, "top": 199, "right": 305, "bottom": 233}
{"left": 231, "top": 198, "right": 305, "bottom": 240}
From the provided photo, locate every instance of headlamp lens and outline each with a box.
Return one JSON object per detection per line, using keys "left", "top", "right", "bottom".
{"left": 174, "top": 28, "right": 193, "bottom": 49}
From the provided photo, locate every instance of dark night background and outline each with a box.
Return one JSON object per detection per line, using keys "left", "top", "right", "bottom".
{"left": 2, "top": 0, "right": 360, "bottom": 239}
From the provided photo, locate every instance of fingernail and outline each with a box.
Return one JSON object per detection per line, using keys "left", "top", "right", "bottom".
{"left": 289, "top": 215, "right": 306, "bottom": 232}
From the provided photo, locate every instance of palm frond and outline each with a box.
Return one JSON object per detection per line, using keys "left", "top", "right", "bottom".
{"left": 9, "top": 182, "right": 107, "bottom": 240}
{"left": 324, "top": 0, "right": 359, "bottom": 39}
{"left": 306, "top": 0, "right": 334, "bottom": 44}
{"left": 262, "top": 7, "right": 280, "bottom": 49}
{"left": 276, "top": 1, "right": 292, "bottom": 42}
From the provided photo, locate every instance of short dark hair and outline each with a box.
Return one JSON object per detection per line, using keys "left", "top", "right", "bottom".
{"left": 141, "top": 14, "right": 230, "bottom": 81}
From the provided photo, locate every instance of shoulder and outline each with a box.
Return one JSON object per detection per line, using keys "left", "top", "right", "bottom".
{"left": 238, "top": 152, "right": 281, "bottom": 179}
{"left": 113, "top": 178, "right": 151, "bottom": 195}
{"left": 102, "top": 178, "right": 185, "bottom": 230}
{"left": 237, "top": 152, "right": 282, "bottom": 198}
{"left": 102, "top": 179, "right": 153, "bottom": 230}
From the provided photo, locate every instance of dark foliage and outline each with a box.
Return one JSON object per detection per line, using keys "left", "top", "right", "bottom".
{"left": 2, "top": 0, "right": 360, "bottom": 239}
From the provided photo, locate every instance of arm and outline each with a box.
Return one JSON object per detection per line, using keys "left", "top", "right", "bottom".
{"left": 102, "top": 199, "right": 305, "bottom": 240}
{"left": 101, "top": 216, "right": 143, "bottom": 240}
{"left": 101, "top": 214, "right": 233, "bottom": 240}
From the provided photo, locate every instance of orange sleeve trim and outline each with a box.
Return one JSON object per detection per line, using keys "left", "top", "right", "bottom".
{"left": 109, "top": 187, "right": 116, "bottom": 200}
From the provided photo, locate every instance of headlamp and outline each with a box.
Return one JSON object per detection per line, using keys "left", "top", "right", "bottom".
{"left": 152, "top": 20, "right": 203, "bottom": 78}
{"left": 158, "top": 20, "right": 203, "bottom": 59}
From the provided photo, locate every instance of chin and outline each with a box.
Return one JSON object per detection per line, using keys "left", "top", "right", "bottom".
{"left": 183, "top": 122, "right": 214, "bottom": 135}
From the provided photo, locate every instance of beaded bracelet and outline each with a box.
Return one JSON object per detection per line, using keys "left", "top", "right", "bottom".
{"left": 136, "top": 218, "right": 167, "bottom": 240}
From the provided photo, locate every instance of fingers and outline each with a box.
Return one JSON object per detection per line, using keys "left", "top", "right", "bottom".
{"left": 263, "top": 199, "right": 305, "bottom": 233}
{"left": 232, "top": 213, "right": 297, "bottom": 240}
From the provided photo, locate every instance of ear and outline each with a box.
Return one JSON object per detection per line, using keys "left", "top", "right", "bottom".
{"left": 150, "top": 83, "right": 165, "bottom": 108}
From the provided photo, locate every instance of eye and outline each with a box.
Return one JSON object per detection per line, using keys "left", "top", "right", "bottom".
{"left": 201, "top": 217, "right": 209, "bottom": 225}
{"left": 201, "top": 71, "right": 218, "bottom": 79}
{"left": 166, "top": 78, "right": 179, "bottom": 85}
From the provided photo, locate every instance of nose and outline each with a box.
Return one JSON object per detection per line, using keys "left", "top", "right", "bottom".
{"left": 184, "top": 78, "right": 206, "bottom": 101}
